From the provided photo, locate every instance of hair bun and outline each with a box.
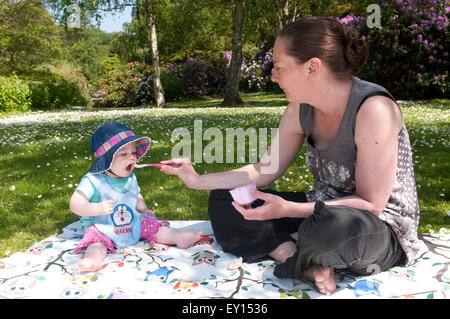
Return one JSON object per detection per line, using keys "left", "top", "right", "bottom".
{"left": 344, "top": 28, "right": 369, "bottom": 74}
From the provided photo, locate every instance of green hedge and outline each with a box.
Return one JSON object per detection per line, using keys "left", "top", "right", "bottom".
{"left": 0, "top": 75, "right": 32, "bottom": 113}
{"left": 29, "top": 78, "right": 86, "bottom": 110}
{"left": 0, "top": 73, "right": 87, "bottom": 112}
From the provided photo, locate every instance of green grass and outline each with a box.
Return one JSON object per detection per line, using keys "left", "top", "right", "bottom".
{"left": 0, "top": 93, "right": 448, "bottom": 258}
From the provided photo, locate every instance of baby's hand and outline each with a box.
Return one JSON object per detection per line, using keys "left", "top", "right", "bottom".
{"left": 97, "top": 199, "right": 116, "bottom": 215}
{"left": 141, "top": 209, "right": 156, "bottom": 217}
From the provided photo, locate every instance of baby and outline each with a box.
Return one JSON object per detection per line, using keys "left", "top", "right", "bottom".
{"left": 70, "top": 123, "right": 203, "bottom": 272}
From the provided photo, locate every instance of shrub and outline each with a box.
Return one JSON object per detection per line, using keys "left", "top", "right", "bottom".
{"left": 0, "top": 75, "right": 31, "bottom": 113}
{"left": 239, "top": 44, "right": 273, "bottom": 92}
{"left": 43, "top": 64, "right": 91, "bottom": 104}
{"left": 29, "top": 78, "right": 86, "bottom": 110}
{"left": 17, "top": 69, "right": 87, "bottom": 110}
{"left": 91, "top": 62, "right": 144, "bottom": 108}
{"left": 237, "top": 39, "right": 281, "bottom": 93}
{"left": 100, "top": 56, "right": 123, "bottom": 75}
{"left": 167, "top": 56, "right": 226, "bottom": 97}
{"left": 339, "top": 0, "right": 449, "bottom": 99}
{"left": 135, "top": 55, "right": 227, "bottom": 105}
{"left": 135, "top": 69, "right": 184, "bottom": 105}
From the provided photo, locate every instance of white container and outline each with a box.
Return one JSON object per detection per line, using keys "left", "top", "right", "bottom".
{"left": 229, "top": 183, "right": 257, "bottom": 206}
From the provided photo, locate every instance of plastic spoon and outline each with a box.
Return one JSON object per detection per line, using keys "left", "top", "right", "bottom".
{"left": 135, "top": 163, "right": 164, "bottom": 169}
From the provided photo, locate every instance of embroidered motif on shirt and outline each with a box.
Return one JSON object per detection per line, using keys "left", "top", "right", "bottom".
{"left": 111, "top": 204, "right": 134, "bottom": 235}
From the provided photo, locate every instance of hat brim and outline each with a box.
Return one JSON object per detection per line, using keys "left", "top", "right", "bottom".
{"left": 88, "top": 136, "right": 151, "bottom": 174}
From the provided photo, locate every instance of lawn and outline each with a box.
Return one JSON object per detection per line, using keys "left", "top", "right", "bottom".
{"left": 0, "top": 92, "right": 449, "bottom": 258}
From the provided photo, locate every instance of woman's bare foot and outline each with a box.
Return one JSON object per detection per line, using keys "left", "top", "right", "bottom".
{"left": 300, "top": 265, "right": 336, "bottom": 296}
{"left": 175, "top": 231, "right": 204, "bottom": 249}
{"left": 268, "top": 241, "right": 297, "bottom": 263}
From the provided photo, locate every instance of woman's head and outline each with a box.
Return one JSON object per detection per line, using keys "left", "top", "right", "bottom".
{"left": 276, "top": 17, "right": 368, "bottom": 81}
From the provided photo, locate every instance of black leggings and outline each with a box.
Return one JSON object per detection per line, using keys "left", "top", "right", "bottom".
{"left": 208, "top": 189, "right": 406, "bottom": 278}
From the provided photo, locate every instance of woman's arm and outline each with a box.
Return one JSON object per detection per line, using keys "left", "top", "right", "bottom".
{"left": 69, "top": 190, "right": 115, "bottom": 216}
{"left": 160, "top": 103, "right": 305, "bottom": 190}
{"left": 350, "top": 95, "right": 402, "bottom": 215}
{"left": 234, "top": 96, "right": 402, "bottom": 220}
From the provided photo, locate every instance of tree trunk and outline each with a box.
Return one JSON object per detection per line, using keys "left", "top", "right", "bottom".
{"left": 145, "top": 0, "right": 165, "bottom": 107}
{"left": 221, "top": 0, "right": 244, "bottom": 107}
{"left": 272, "top": 0, "right": 302, "bottom": 30}
{"left": 273, "top": 0, "right": 287, "bottom": 30}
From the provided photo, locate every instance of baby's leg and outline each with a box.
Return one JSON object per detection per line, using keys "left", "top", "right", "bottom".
{"left": 155, "top": 226, "right": 203, "bottom": 249}
{"left": 74, "top": 242, "right": 107, "bottom": 272}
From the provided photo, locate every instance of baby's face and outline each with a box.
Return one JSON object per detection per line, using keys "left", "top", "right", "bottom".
{"left": 109, "top": 142, "right": 138, "bottom": 177}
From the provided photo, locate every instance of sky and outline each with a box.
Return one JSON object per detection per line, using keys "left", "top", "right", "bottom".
{"left": 45, "top": 2, "right": 133, "bottom": 33}
{"left": 99, "top": 6, "right": 133, "bottom": 33}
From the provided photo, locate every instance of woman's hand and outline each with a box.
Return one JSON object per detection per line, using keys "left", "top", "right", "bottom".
{"left": 159, "top": 158, "right": 200, "bottom": 189}
{"left": 232, "top": 189, "right": 291, "bottom": 221}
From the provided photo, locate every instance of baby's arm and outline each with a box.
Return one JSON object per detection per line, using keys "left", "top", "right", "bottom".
{"left": 70, "top": 190, "right": 115, "bottom": 216}
{"left": 136, "top": 193, "right": 156, "bottom": 217}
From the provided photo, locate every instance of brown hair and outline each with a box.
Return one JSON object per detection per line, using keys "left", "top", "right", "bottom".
{"left": 277, "top": 17, "right": 368, "bottom": 80}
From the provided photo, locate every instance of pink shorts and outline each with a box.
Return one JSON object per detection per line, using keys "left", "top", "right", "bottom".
{"left": 73, "top": 216, "right": 170, "bottom": 254}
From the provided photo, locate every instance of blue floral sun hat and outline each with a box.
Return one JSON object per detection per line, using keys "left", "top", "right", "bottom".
{"left": 88, "top": 123, "right": 151, "bottom": 174}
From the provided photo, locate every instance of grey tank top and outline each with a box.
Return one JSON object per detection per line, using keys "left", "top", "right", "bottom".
{"left": 299, "top": 77, "right": 423, "bottom": 265}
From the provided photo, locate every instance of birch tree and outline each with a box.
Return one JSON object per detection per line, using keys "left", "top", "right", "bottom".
{"left": 222, "top": 0, "right": 244, "bottom": 106}
{"left": 43, "top": 0, "right": 165, "bottom": 106}
{"left": 144, "top": 0, "right": 164, "bottom": 106}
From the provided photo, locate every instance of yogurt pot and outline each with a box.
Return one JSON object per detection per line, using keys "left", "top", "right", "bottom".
{"left": 229, "top": 183, "right": 257, "bottom": 206}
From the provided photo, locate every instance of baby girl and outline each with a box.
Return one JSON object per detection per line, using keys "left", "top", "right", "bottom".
{"left": 70, "top": 123, "right": 203, "bottom": 272}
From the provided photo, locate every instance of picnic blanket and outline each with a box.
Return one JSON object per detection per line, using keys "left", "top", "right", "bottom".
{"left": 0, "top": 220, "right": 449, "bottom": 299}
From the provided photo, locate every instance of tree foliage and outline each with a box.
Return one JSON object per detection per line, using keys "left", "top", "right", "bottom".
{"left": 2, "top": 0, "right": 441, "bottom": 109}
{"left": 0, "top": 0, "right": 61, "bottom": 74}
{"left": 60, "top": 27, "right": 112, "bottom": 81}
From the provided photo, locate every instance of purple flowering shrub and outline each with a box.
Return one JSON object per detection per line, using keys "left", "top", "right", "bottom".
{"left": 135, "top": 55, "right": 227, "bottom": 105}
{"left": 174, "top": 55, "right": 226, "bottom": 97}
{"left": 164, "top": 55, "right": 226, "bottom": 98}
{"left": 91, "top": 62, "right": 144, "bottom": 108}
{"left": 240, "top": 41, "right": 278, "bottom": 92}
{"left": 339, "top": 0, "right": 449, "bottom": 99}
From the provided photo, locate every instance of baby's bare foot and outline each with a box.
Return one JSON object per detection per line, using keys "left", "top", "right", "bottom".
{"left": 176, "top": 231, "right": 203, "bottom": 249}
{"left": 74, "top": 258, "right": 103, "bottom": 273}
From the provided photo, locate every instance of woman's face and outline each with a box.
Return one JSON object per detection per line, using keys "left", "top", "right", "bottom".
{"left": 271, "top": 38, "right": 310, "bottom": 103}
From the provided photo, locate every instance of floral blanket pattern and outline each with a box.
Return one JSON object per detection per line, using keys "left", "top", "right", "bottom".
{"left": 0, "top": 221, "right": 449, "bottom": 299}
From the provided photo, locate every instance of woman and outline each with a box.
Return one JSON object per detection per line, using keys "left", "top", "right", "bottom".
{"left": 160, "top": 17, "right": 424, "bottom": 295}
